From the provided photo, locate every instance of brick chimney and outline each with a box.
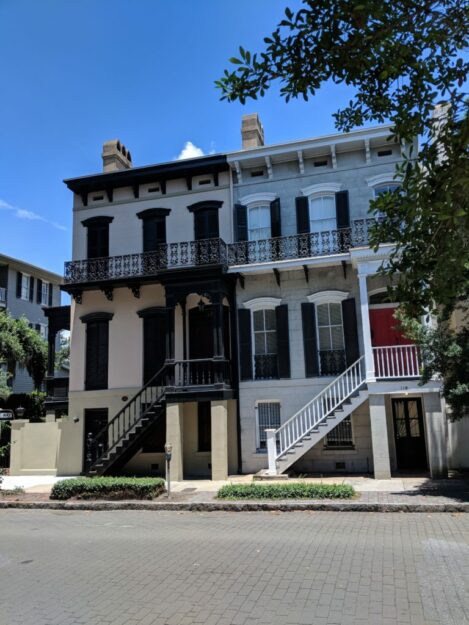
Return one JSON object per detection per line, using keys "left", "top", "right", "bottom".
{"left": 241, "top": 113, "right": 264, "bottom": 149}
{"left": 102, "top": 139, "right": 132, "bottom": 172}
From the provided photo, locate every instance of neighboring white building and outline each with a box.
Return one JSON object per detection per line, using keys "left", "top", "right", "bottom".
{"left": 10, "top": 120, "right": 465, "bottom": 478}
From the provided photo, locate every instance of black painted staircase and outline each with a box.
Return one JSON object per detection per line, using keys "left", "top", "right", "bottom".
{"left": 85, "top": 365, "right": 168, "bottom": 476}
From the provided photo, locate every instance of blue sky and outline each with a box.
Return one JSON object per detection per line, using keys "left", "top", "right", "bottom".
{"left": 0, "top": 0, "right": 356, "bottom": 277}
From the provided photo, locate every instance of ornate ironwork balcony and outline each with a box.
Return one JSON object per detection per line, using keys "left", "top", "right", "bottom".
{"left": 64, "top": 220, "right": 379, "bottom": 285}
{"left": 64, "top": 238, "right": 228, "bottom": 284}
{"left": 227, "top": 219, "right": 377, "bottom": 266}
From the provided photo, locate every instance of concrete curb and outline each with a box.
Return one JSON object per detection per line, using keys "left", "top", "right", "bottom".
{"left": 0, "top": 500, "right": 468, "bottom": 512}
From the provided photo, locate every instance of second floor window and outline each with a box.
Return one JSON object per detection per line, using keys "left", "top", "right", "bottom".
{"left": 309, "top": 194, "right": 336, "bottom": 233}
{"left": 40, "top": 281, "right": 49, "bottom": 305}
{"left": 21, "top": 274, "right": 30, "bottom": 300}
{"left": 248, "top": 204, "right": 271, "bottom": 241}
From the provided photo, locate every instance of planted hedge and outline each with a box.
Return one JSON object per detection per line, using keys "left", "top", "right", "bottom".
{"left": 217, "top": 483, "right": 355, "bottom": 500}
{"left": 50, "top": 477, "right": 165, "bottom": 501}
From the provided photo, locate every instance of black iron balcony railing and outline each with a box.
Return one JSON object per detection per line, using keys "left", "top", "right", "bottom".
{"left": 254, "top": 354, "right": 279, "bottom": 380}
{"left": 64, "top": 238, "right": 227, "bottom": 284}
{"left": 166, "top": 358, "right": 232, "bottom": 388}
{"left": 64, "top": 220, "right": 377, "bottom": 285}
{"left": 228, "top": 219, "right": 375, "bottom": 266}
{"left": 319, "top": 349, "right": 347, "bottom": 376}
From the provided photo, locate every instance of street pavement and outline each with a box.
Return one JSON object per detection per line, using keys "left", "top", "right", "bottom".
{"left": 0, "top": 510, "right": 468, "bottom": 625}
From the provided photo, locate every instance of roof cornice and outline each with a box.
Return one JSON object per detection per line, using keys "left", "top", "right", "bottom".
{"left": 63, "top": 154, "right": 229, "bottom": 196}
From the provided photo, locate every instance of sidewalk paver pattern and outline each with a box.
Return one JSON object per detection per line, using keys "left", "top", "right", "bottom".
{"left": 1, "top": 510, "right": 468, "bottom": 625}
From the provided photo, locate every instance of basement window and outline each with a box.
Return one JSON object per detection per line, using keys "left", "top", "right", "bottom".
{"left": 250, "top": 169, "right": 265, "bottom": 178}
{"left": 314, "top": 160, "right": 328, "bottom": 168}
{"left": 377, "top": 149, "right": 393, "bottom": 157}
{"left": 325, "top": 416, "right": 354, "bottom": 449}
{"left": 256, "top": 401, "right": 281, "bottom": 451}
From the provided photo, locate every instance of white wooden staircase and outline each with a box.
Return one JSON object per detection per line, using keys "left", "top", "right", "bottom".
{"left": 266, "top": 356, "right": 369, "bottom": 475}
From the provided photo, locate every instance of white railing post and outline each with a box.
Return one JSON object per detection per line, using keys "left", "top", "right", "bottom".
{"left": 358, "top": 272, "right": 376, "bottom": 382}
{"left": 265, "top": 429, "right": 277, "bottom": 475}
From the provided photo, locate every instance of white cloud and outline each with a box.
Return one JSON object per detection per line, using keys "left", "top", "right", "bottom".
{"left": 175, "top": 141, "right": 205, "bottom": 160}
{"left": 0, "top": 199, "right": 66, "bottom": 231}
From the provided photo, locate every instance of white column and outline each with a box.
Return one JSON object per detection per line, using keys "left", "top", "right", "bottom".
{"left": 211, "top": 401, "right": 229, "bottom": 481}
{"left": 369, "top": 394, "right": 391, "bottom": 479}
{"left": 358, "top": 272, "right": 375, "bottom": 382}
{"left": 423, "top": 393, "right": 448, "bottom": 479}
{"left": 166, "top": 403, "right": 184, "bottom": 481}
{"left": 265, "top": 429, "right": 277, "bottom": 475}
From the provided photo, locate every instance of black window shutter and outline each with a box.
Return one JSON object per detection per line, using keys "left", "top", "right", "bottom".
{"left": 275, "top": 304, "right": 291, "bottom": 378}
{"left": 270, "top": 198, "right": 281, "bottom": 238}
{"left": 85, "top": 320, "right": 109, "bottom": 390}
{"left": 29, "top": 277, "right": 34, "bottom": 302}
{"left": 295, "top": 197, "right": 310, "bottom": 234}
{"left": 48, "top": 284, "right": 53, "bottom": 307}
{"left": 301, "top": 302, "right": 319, "bottom": 377}
{"left": 238, "top": 308, "right": 252, "bottom": 380}
{"left": 36, "top": 279, "right": 43, "bottom": 304}
{"left": 234, "top": 204, "right": 248, "bottom": 241}
{"left": 335, "top": 190, "right": 350, "bottom": 229}
{"left": 207, "top": 209, "right": 219, "bottom": 238}
{"left": 87, "top": 224, "right": 109, "bottom": 259}
{"left": 342, "top": 298, "right": 360, "bottom": 367}
{"left": 16, "top": 272, "right": 22, "bottom": 298}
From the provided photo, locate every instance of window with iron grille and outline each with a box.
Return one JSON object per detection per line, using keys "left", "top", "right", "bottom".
{"left": 325, "top": 416, "right": 354, "bottom": 448}
{"left": 256, "top": 401, "right": 281, "bottom": 450}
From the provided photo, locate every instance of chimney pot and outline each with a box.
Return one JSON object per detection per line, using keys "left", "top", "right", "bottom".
{"left": 102, "top": 139, "right": 132, "bottom": 172}
{"left": 241, "top": 113, "right": 264, "bottom": 149}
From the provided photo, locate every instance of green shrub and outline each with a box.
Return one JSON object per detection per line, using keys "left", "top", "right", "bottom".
{"left": 217, "top": 482, "right": 355, "bottom": 500}
{"left": 50, "top": 477, "right": 165, "bottom": 500}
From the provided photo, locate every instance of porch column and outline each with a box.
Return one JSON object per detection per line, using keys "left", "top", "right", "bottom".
{"left": 357, "top": 271, "right": 375, "bottom": 382}
{"left": 211, "top": 293, "right": 225, "bottom": 359}
{"left": 47, "top": 330, "right": 57, "bottom": 376}
{"left": 166, "top": 403, "right": 184, "bottom": 481}
{"left": 164, "top": 298, "right": 176, "bottom": 363}
{"left": 369, "top": 394, "right": 392, "bottom": 479}
{"left": 423, "top": 393, "right": 448, "bottom": 478}
{"left": 211, "top": 400, "right": 228, "bottom": 480}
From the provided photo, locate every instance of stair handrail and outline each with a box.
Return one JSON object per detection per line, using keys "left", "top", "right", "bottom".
{"left": 85, "top": 362, "right": 171, "bottom": 471}
{"left": 272, "top": 356, "right": 365, "bottom": 462}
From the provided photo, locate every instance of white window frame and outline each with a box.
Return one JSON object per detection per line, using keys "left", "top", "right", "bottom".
{"left": 38, "top": 324, "right": 48, "bottom": 340}
{"left": 247, "top": 202, "right": 272, "bottom": 242}
{"left": 300, "top": 183, "right": 342, "bottom": 234}
{"left": 21, "top": 274, "right": 30, "bottom": 301}
{"left": 239, "top": 193, "right": 278, "bottom": 242}
{"left": 243, "top": 297, "right": 281, "bottom": 376}
{"left": 255, "top": 399, "right": 281, "bottom": 451}
{"left": 40, "top": 281, "right": 50, "bottom": 306}
{"left": 307, "top": 291, "right": 348, "bottom": 374}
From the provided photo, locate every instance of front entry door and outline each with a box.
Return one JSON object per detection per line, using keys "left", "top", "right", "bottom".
{"left": 370, "top": 306, "right": 411, "bottom": 347}
{"left": 392, "top": 398, "right": 428, "bottom": 471}
{"left": 370, "top": 306, "right": 415, "bottom": 376}
{"left": 84, "top": 408, "right": 109, "bottom": 471}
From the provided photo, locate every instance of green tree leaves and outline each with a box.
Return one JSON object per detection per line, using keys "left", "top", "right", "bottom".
{"left": 0, "top": 311, "right": 47, "bottom": 389}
